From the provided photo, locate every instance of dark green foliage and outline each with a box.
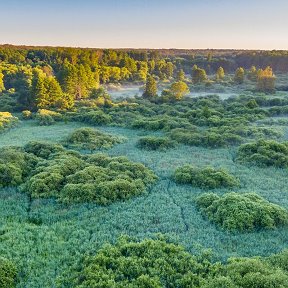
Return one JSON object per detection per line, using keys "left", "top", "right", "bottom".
{"left": 74, "top": 110, "right": 112, "bottom": 125}
{"left": 64, "top": 237, "right": 288, "bottom": 288}
{"left": 0, "top": 257, "right": 17, "bottom": 288}
{"left": 24, "top": 141, "right": 65, "bottom": 159}
{"left": 237, "top": 140, "right": 288, "bottom": 168}
{"left": 70, "top": 237, "right": 220, "bottom": 288}
{"left": 35, "top": 109, "right": 62, "bottom": 126}
{"left": 169, "top": 128, "right": 242, "bottom": 148}
{"left": 137, "top": 136, "right": 176, "bottom": 151}
{"left": 174, "top": 165, "right": 239, "bottom": 189}
{"left": 0, "top": 147, "right": 39, "bottom": 186}
{"left": 64, "top": 127, "right": 123, "bottom": 151}
{"left": 196, "top": 192, "right": 288, "bottom": 231}
{"left": 21, "top": 147, "right": 157, "bottom": 205}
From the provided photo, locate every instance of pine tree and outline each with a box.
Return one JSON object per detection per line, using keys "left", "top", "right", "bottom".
{"left": 30, "top": 69, "right": 48, "bottom": 109}
{"left": 143, "top": 75, "right": 157, "bottom": 98}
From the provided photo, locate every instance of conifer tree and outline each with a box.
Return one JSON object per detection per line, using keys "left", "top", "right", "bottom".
{"left": 234, "top": 67, "right": 245, "bottom": 84}
{"left": 143, "top": 75, "right": 157, "bottom": 98}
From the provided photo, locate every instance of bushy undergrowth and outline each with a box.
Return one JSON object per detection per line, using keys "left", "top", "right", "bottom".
{"left": 0, "top": 257, "right": 17, "bottom": 288}
{"left": 237, "top": 139, "right": 288, "bottom": 168}
{"left": 174, "top": 165, "right": 239, "bottom": 189}
{"left": 0, "top": 147, "right": 39, "bottom": 187}
{"left": 72, "top": 110, "right": 112, "bottom": 126}
{"left": 0, "top": 112, "right": 18, "bottom": 132}
{"left": 64, "top": 237, "right": 288, "bottom": 288}
{"left": 169, "top": 128, "right": 243, "bottom": 148}
{"left": 13, "top": 143, "right": 158, "bottom": 205}
{"left": 36, "top": 109, "right": 62, "bottom": 126}
{"left": 64, "top": 127, "right": 124, "bottom": 151}
{"left": 196, "top": 192, "right": 288, "bottom": 231}
{"left": 137, "top": 136, "right": 176, "bottom": 151}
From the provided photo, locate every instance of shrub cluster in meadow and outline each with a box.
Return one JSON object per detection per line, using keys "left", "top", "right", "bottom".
{"left": 237, "top": 139, "right": 288, "bottom": 167}
{"left": 64, "top": 127, "right": 124, "bottom": 151}
{"left": 0, "top": 257, "right": 17, "bottom": 288}
{"left": 36, "top": 109, "right": 62, "bottom": 126}
{"left": 63, "top": 237, "right": 288, "bottom": 288}
{"left": 0, "top": 112, "right": 18, "bottom": 132}
{"left": 173, "top": 165, "right": 239, "bottom": 189}
{"left": 196, "top": 192, "right": 288, "bottom": 231}
{"left": 0, "top": 142, "right": 156, "bottom": 205}
{"left": 137, "top": 136, "right": 176, "bottom": 151}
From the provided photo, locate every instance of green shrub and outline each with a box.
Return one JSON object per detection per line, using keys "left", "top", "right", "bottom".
{"left": 63, "top": 237, "right": 288, "bottom": 288}
{"left": 196, "top": 192, "right": 288, "bottom": 231}
{"left": 0, "top": 147, "right": 39, "bottom": 186}
{"left": 137, "top": 136, "right": 176, "bottom": 150}
{"left": 22, "top": 147, "right": 157, "bottom": 205}
{"left": 0, "top": 257, "right": 17, "bottom": 288}
{"left": 169, "top": 129, "right": 242, "bottom": 148}
{"left": 21, "top": 110, "right": 32, "bottom": 119}
{"left": 64, "top": 127, "right": 124, "bottom": 151}
{"left": 237, "top": 139, "right": 288, "bottom": 167}
{"left": 0, "top": 112, "right": 19, "bottom": 132}
{"left": 68, "top": 237, "right": 219, "bottom": 288}
{"left": 75, "top": 110, "right": 112, "bottom": 125}
{"left": 24, "top": 141, "right": 65, "bottom": 159}
{"left": 174, "top": 165, "right": 239, "bottom": 189}
{"left": 35, "top": 109, "right": 62, "bottom": 126}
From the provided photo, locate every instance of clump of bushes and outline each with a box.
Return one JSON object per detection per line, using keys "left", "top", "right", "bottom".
{"left": 0, "top": 147, "right": 39, "bottom": 187}
{"left": 67, "top": 237, "right": 219, "bottom": 287}
{"left": 20, "top": 145, "right": 157, "bottom": 205}
{"left": 24, "top": 141, "right": 65, "bottom": 159}
{"left": 36, "top": 109, "right": 62, "bottom": 126}
{"left": 137, "top": 136, "right": 176, "bottom": 151}
{"left": 64, "top": 127, "right": 124, "bottom": 151}
{"left": 169, "top": 128, "right": 242, "bottom": 148}
{"left": 74, "top": 110, "right": 112, "bottom": 125}
{"left": 237, "top": 139, "right": 288, "bottom": 167}
{"left": 0, "top": 257, "right": 17, "bottom": 287}
{"left": 196, "top": 192, "right": 288, "bottom": 231}
{"left": 174, "top": 165, "right": 239, "bottom": 189}
{"left": 63, "top": 237, "right": 288, "bottom": 288}
{"left": 0, "top": 112, "right": 19, "bottom": 132}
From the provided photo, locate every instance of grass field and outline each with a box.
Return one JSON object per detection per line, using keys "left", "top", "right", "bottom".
{"left": 0, "top": 118, "right": 287, "bottom": 287}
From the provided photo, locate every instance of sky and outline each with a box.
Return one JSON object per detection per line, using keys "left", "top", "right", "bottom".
{"left": 0, "top": 0, "right": 288, "bottom": 50}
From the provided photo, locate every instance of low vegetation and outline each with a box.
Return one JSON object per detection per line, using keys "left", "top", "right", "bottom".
{"left": 64, "top": 127, "right": 124, "bottom": 151}
{"left": 174, "top": 165, "right": 239, "bottom": 189}
{"left": 20, "top": 144, "right": 157, "bottom": 205}
{"left": 0, "top": 257, "right": 17, "bottom": 288}
{"left": 64, "top": 237, "right": 288, "bottom": 288}
{"left": 137, "top": 136, "right": 176, "bottom": 150}
{"left": 237, "top": 139, "right": 288, "bottom": 167}
{"left": 196, "top": 192, "right": 288, "bottom": 231}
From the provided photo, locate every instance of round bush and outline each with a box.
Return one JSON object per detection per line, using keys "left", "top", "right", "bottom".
{"left": 196, "top": 192, "right": 288, "bottom": 231}
{"left": 237, "top": 139, "right": 288, "bottom": 168}
{"left": 64, "top": 127, "right": 123, "bottom": 151}
{"left": 137, "top": 136, "right": 176, "bottom": 150}
{"left": 174, "top": 165, "right": 239, "bottom": 189}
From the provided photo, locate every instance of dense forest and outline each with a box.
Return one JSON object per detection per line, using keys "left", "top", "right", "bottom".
{"left": 0, "top": 45, "right": 288, "bottom": 287}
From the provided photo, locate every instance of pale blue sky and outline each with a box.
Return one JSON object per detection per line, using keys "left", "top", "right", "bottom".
{"left": 0, "top": 0, "right": 287, "bottom": 49}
